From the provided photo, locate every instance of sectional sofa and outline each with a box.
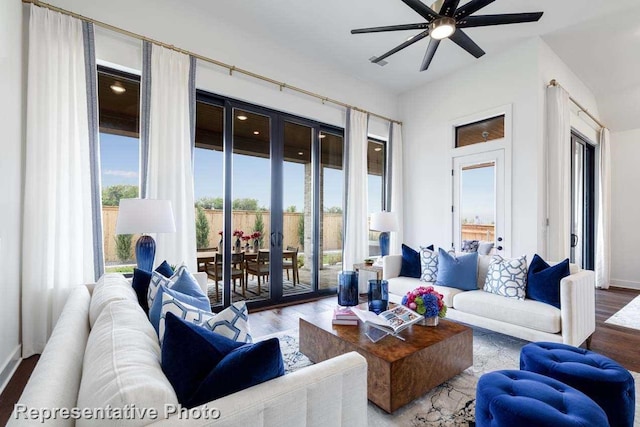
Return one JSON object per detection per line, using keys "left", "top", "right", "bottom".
{"left": 383, "top": 254, "right": 596, "bottom": 347}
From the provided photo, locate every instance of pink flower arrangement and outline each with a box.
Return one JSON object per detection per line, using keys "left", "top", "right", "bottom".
{"left": 251, "top": 231, "right": 262, "bottom": 239}
{"left": 233, "top": 230, "right": 244, "bottom": 237}
{"left": 401, "top": 286, "right": 447, "bottom": 318}
{"left": 242, "top": 235, "right": 251, "bottom": 241}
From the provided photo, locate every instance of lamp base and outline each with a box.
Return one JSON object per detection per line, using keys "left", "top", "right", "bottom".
{"left": 135, "top": 235, "right": 156, "bottom": 272}
{"left": 379, "top": 232, "right": 390, "bottom": 257}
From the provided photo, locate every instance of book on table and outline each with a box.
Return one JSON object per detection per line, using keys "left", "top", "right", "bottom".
{"left": 332, "top": 307, "right": 358, "bottom": 325}
{"left": 351, "top": 305, "right": 423, "bottom": 338}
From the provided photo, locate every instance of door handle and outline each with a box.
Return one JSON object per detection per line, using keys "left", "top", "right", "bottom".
{"left": 270, "top": 232, "right": 276, "bottom": 248}
{"left": 571, "top": 233, "right": 578, "bottom": 248}
{"left": 278, "top": 232, "right": 283, "bottom": 247}
{"left": 496, "top": 246, "right": 503, "bottom": 251}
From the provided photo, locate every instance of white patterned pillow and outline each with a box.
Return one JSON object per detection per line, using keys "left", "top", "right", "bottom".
{"left": 147, "top": 264, "right": 189, "bottom": 310}
{"left": 483, "top": 255, "right": 528, "bottom": 300}
{"left": 420, "top": 246, "right": 438, "bottom": 282}
{"left": 159, "top": 293, "right": 252, "bottom": 344}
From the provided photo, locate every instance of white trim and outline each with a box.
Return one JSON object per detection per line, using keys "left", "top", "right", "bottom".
{"left": 0, "top": 345, "right": 22, "bottom": 395}
{"left": 609, "top": 279, "right": 640, "bottom": 291}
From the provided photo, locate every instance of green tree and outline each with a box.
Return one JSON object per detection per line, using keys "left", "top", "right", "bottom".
{"left": 286, "top": 205, "right": 297, "bottom": 213}
{"left": 233, "top": 198, "right": 259, "bottom": 211}
{"left": 114, "top": 234, "right": 132, "bottom": 262}
{"left": 297, "top": 214, "right": 304, "bottom": 246}
{"left": 253, "top": 211, "right": 265, "bottom": 248}
{"left": 324, "top": 206, "right": 343, "bottom": 214}
{"left": 102, "top": 185, "right": 139, "bottom": 206}
{"left": 195, "top": 206, "right": 210, "bottom": 249}
{"left": 195, "top": 197, "right": 223, "bottom": 209}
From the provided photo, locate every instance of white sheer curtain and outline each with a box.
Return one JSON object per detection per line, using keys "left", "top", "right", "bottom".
{"left": 389, "top": 123, "right": 404, "bottom": 255}
{"left": 146, "top": 45, "right": 197, "bottom": 271}
{"left": 22, "top": 5, "right": 95, "bottom": 357}
{"left": 343, "top": 109, "right": 369, "bottom": 287}
{"left": 546, "top": 85, "right": 571, "bottom": 261}
{"left": 595, "top": 128, "right": 611, "bottom": 288}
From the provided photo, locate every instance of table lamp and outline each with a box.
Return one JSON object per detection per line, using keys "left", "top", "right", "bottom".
{"left": 370, "top": 211, "right": 398, "bottom": 257}
{"left": 115, "top": 198, "right": 176, "bottom": 271}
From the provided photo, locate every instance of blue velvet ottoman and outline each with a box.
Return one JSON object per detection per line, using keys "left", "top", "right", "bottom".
{"left": 520, "top": 342, "right": 635, "bottom": 427}
{"left": 476, "top": 370, "right": 609, "bottom": 427}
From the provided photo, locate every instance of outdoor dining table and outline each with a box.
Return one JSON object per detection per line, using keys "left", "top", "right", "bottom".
{"left": 196, "top": 249, "right": 299, "bottom": 285}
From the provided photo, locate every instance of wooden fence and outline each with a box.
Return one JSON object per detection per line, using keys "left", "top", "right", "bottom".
{"left": 461, "top": 224, "right": 495, "bottom": 242}
{"left": 103, "top": 206, "right": 343, "bottom": 263}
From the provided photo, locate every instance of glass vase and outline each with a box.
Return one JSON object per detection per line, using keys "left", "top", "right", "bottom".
{"left": 420, "top": 316, "right": 439, "bottom": 326}
{"left": 337, "top": 271, "right": 359, "bottom": 307}
{"left": 367, "top": 279, "right": 389, "bottom": 314}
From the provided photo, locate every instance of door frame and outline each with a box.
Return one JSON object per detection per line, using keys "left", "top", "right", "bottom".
{"left": 449, "top": 104, "right": 512, "bottom": 256}
{"left": 570, "top": 130, "right": 596, "bottom": 270}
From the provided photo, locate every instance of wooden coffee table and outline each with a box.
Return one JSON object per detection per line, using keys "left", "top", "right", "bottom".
{"left": 299, "top": 310, "right": 473, "bottom": 413}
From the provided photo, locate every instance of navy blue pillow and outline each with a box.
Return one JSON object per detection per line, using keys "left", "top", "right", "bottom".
{"left": 399, "top": 244, "right": 433, "bottom": 278}
{"left": 526, "top": 254, "right": 570, "bottom": 309}
{"left": 435, "top": 249, "right": 478, "bottom": 290}
{"left": 132, "top": 261, "right": 175, "bottom": 312}
{"left": 162, "top": 313, "right": 284, "bottom": 409}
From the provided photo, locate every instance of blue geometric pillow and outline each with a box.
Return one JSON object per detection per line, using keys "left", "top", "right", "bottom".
{"left": 400, "top": 244, "right": 433, "bottom": 278}
{"left": 483, "top": 255, "right": 528, "bottom": 300}
{"left": 526, "top": 254, "right": 570, "bottom": 308}
{"left": 161, "top": 313, "right": 283, "bottom": 409}
{"left": 436, "top": 249, "right": 478, "bottom": 291}
{"left": 419, "top": 246, "right": 438, "bottom": 282}
{"left": 147, "top": 264, "right": 197, "bottom": 310}
{"left": 149, "top": 285, "right": 211, "bottom": 335}
{"left": 131, "top": 261, "right": 175, "bottom": 313}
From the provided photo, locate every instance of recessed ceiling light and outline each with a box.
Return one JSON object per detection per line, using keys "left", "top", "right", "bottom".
{"left": 110, "top": 82, "right": 126, "bottom": 94}
{"left": 237, "top": 115, "right": 248, "bottom": 121}
{"left": 319, "top": 134, "right": 326, "bottom": 139}
{"left": 374, "top": 147, "right": 382, "bottom": 152}
{"left": 253, "top": 131, "right": 260, "bottom": 135}
{"left": 298, "top": 151, "right": 304, "bottom": 156}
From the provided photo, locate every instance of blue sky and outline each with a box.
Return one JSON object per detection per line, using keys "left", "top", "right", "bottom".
{"left": 100, "top": 133, "right": 383, "bottom": 213}
{"left": 460, "top": 166, "right": 495, "bottom": 224}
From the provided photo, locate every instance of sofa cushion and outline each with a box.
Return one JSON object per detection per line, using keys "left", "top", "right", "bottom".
{"left": 399, "top": 244, "right": 424, "bottom": 278}
{"left": 453, "top": 290, "right": 561, "bottom": 334}
{"left": 436, "top": 249, "right": 478, "bottom": 291}
{"left": 461, "top": 240, "right": 479, "bottom": 252}
{"left": 89, "top": 273, "right": 137, "bottom": 328}
{"left": 78, "top": 300, "right": 178, "bottom": 426}
{"left": 387, "top": 277, "right": 464, "bottom": 308}
{"left": 162, "top": 313, "right": 284, "bottom": 409}
{"left": 131, "top": 261, "right": 174, "bottom": 313}
{"left": 158, "top": 294, "right": 252, "bottom": 344}
{"left": 477, "top": 254, "right": 492, "bottom": 289}
{"left": 478, "top": 241, "right": 495, "bottom": 255}
{"left": 419, "top": 246, "right": 438, "bottom": 282}
{"left": 483, "top": 255, "right": 528, "bottom": 300}
{"left": 527, "top": 255, "right": 570, "bottom": 309}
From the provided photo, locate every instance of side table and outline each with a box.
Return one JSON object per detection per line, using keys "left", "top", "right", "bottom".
{"left": 353, "top": 263, "right": 383, "bottom": 280}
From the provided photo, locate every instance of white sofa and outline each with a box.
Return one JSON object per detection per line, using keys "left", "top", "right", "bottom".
{"left": 10, "top": 273, "right": 367, "bottom": 426}
{"left": 383, "top": 254, "right": 596, "bottom": 347}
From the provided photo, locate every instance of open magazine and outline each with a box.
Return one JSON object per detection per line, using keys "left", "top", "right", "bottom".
{"left": 351, "top": 305, "right": 423, "bottom": 339}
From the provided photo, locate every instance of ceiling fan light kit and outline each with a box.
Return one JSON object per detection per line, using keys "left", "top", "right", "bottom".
{"left": 351, "top": 0, "right": 543, "bottom": 72}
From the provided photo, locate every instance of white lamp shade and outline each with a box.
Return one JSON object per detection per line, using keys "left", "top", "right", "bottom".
{"left": 115, "top": 198, "right": 176, "bottom": 234}
{"left": 370, "top": 211, "right": 398, "bottom": 232}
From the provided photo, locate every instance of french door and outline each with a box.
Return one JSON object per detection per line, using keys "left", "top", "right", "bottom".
{"left": 570, "top": 132, "right": 595, "bottom": 270}
{"left": 452, "top": 149, "right": 508, "bottom": 255}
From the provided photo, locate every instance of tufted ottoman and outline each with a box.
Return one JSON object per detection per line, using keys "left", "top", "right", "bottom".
{"left": 520, "top": 342, "right": 635, "bottom": 427}
{"left": 476, "top": 370, "right": 609, "bottom": 427}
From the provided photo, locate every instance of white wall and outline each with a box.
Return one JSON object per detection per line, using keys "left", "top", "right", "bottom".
{"left": 0, "top": 0, "right": 24, "bottom": 391}
{"left": 48, "top": 0, "right": 398, "bottom": 137}
{"left": 610, "top": 128, "right": 640, "bottom": 289}
{"left": 398, "top": 38, "right": 540, "bottom": 257}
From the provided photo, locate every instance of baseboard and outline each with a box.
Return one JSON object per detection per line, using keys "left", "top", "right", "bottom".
{"left": 609, "top": 278, "right": 640, "bottom": 291}
{"left": 0, "top": 345, "right": 22, "bottom": 395}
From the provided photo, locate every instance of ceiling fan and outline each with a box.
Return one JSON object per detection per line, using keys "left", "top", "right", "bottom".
{"left": 351, "top": 0, "right": 543, "bottom": 71}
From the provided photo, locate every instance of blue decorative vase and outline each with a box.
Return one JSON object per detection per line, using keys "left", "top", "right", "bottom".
{"left": 135, "top": 235, "right": 156, "bottom": 272}
{"left": 368, "top": 279, "right": 389, "bottom": 314}
{"left": 337, "top": 271, "right": 359, "bottom": 307}
{"left": 379, "top": 231, "right": 390, "bottom": 257}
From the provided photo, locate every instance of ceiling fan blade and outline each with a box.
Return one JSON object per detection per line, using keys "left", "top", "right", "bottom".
{"left": 457, "top": 12, "right": 544, "bottom": 28}
{"left": 400, "top": 0, "right": 440, "bottom": 22}
{"left": 351, "top": 23, "right": 428, "bottom": 34}
{"left": 439, "top": 0, "right": 461, "bottom": 17}
{"left": 370, "top": 29, "right": 430, "bottom": 64}
{"left": 449, "top": 29, "right": 485, "bottom": 58}
{"left": 454, "top": 0, "right": 495, "bottom": 20}
{"left": 419, "top": 38, "right": 441, "bottom": 71}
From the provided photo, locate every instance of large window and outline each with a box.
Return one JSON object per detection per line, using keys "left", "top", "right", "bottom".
{"left": 97, "top": 67, "right": 141, "bottom": 274}
{"left": 368, "top": 138, "right": 386, "bottom": 256}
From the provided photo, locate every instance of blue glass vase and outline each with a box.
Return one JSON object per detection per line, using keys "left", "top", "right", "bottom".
{"left": 368, "top": 279, "right": 389, "bottom": 314}
{"left": 337, "top": 271, "right": 359, "bottom": 307}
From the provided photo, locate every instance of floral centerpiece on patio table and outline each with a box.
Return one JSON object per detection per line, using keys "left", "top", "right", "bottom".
{"left": 401, "top": 286, "right": 447, "bottom": 319}
{"left": 251, "top": 231, "right": 262, "bottom": 252}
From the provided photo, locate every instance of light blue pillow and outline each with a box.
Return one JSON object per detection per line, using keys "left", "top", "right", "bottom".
{"left": 149, "top": 284, "right": 211, "bottom": 335}
{"left": 435, "top": 248, "right": 478, "bottom": 291}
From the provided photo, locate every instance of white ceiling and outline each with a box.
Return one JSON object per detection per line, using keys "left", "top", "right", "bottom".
{"left": 191, "top": 0, "right": 640, "bottom": 130}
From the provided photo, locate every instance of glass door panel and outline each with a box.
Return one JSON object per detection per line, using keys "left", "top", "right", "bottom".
{"left": 319, "top": 131, "right": 344, "bottom": 290}
{"left": 232, "top": 109, "right": 271, "bottom": 302}
{"left": 570, "top": 133, "right": 595, "bottom": 270}
{"left": 283, "top": 121, "right": 313, "bottom": 295}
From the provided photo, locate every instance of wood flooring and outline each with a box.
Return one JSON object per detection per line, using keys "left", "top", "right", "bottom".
{"left": 0, "top": 286, "right": 638, "bottom": 425}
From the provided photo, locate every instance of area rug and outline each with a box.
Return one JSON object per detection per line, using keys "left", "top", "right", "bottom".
{"left": 259, "top": 327, "right": 640, "bottom": 427}
{"left": 606, "top": 295, "right": 640, "bottom": 331}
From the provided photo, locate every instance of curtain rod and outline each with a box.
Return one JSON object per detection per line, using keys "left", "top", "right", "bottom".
{"left": 22, "top": 0, "right": 402, "bottom": 126}
{"left": 548, "top": 79, "right": 606, "bottom": 130}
